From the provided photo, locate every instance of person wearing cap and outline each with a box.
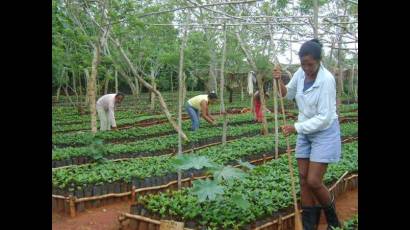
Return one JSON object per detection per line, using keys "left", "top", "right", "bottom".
{"left": 185, "top": 92, "right": 218, "bottom": 131}
{"left": 96, "top": 93, "right": 124, "bottom": 131}
{"left": 273, "top": 39, "right": 342, "bottom": 230}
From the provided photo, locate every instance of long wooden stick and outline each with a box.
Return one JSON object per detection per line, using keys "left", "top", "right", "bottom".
{"left": 273, "top": 76, "right": 279, "bottom": 159}
{"left": 275, "top": 77, "right": 303, "bottom": 230}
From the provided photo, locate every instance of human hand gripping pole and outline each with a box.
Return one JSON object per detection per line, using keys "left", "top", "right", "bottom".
{"left": 274, "top": 65, "right": 303, "bottom": 230}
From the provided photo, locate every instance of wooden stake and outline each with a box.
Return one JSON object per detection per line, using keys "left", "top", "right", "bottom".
{"left": 131, "top": 185, "right": 136, "bottom": 204}
{"left": 275, "top": 76, "right": 303, "bottom": 230}
{"left": 69, "top": 195, "right": 76, "bottom": 218}
{"left": 278, "top": 215, "right": 283, "bottom": 230}
{"left": 272, "top": 69, "right": 279, "bottom": 159}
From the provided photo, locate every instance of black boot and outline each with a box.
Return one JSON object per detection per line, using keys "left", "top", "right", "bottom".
{"left": 323, "top": 195, "right": 341, "bottom": 230}
{"left": 302, "top": 205, "right": 321, "bottom": 230}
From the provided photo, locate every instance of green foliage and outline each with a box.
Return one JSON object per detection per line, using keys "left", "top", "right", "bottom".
{"left": 192, "top": 179, "right": 225, "bottom": 202}
{"left": 139, "top": 141, "right": 358, "bottom": 228}
{"left": 300, "top": 0, "right": 329, "bottom": 13}
{"left": 332, "top": 214, "right": 358, "bottom": 230}
{"left": 173, "top": 155, "right": 216, "bottom": 171}
{"left": 52, "top": 121, "right": 357, "bottom": 190}
{"left": 211, "top": 166, "right": 246, "bottom": 182}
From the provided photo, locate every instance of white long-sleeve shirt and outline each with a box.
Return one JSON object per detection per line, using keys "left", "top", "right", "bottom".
{"left": 96, "top": 94, "right": 117, "bottom": 127}
{"left": 285, "top": 65, "right": 338, "bottom": 134}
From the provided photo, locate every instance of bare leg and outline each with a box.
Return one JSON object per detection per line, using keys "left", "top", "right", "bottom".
{"left": 297, "top": 159, "right": 318, "bottom": 206}
{"left": 306, "top": 162, "right": 331, "bottom": 206}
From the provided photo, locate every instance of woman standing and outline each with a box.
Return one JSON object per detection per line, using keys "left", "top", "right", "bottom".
{"left": 273, "top": 39, "right": 341, "bottom": 230}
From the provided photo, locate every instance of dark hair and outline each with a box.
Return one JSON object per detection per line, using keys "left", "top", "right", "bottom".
{"left": 298, "top": 39, "right": 323, "bottom": 61}
{"left": 208, "top": 91, "right": 218, "bottom": 100}
{"left": 116, "top": 92, "right": 125, "bottom": 98}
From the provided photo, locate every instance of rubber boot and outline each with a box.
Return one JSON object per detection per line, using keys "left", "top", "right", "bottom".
{"left": 323, "top": 195, "right": 341, "bottom": 230}
{"left": 302, "top": 205, "right": 322, "bottom": 230}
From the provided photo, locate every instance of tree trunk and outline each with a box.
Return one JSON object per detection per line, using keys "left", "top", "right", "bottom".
{"left": 96, "top": 79, "right": 100, "bottom": 98}
{"left": 177, "top": 26, "right": 188, "bottom": 189}
{"left": 78, "top": 70, "right": 83, "bottom": 98}
{"left": 150, "top": 68, "right": 156, "bottom": 111}
{"left": 72, "top": 72, "right": 77, "bottom": 95}
{"left": 273, "top": 76, "right": 279, "bottom": 159}
{"left": 115, "top": 70, "right": 118, "bottom": 93}
{"left": 135, "top": 77, "right": 140, "bottom": 97}
{"left": 350, "top": 64, "right": 355, "bottom": 100}
{"left": 56, "top": 86, "right": 61, "bottom": 102}
{"left": 313, "top": 0, "right": 319, "bottom": 38}
{"left": 354, "top": 68, "right": 358, "bottom": 101}
{"left": 220, "top": 23, "right": 228, "bottom": 145}
{"left": 170, "top": 71, "right": 173, "bottom": 93}
{"left": 337, "top": 39, "right": 344, "bottom": 113}
{"left": 182, "top": 72, "right": 187, "bottom": 103}
{"left": 256, "top": 74, "right": 269, "bottom": 135}
{"left": 328, "top": 38, "right": 336, "bottom": 67}
{"left": 104, "top": 77, "right": 109, "bottom": 95}
{"left": 116, "top": 68, "right": 137, "bottom": 95}
{"left": 89, "top": 44, "right": 100, "bottom": 134}
{"left": 240, "top": 87, "right": 244, "bottom": 102}
{"left": 63, "top": 87, "right": 76, "bottom": 107}
{"left": 209, "top": 48, "right": 218, "bottom": 91}
{"left": 84, "top": 68, "right": 90, "bottom": 105}
{"left": 228, "top": 88, "right": 233, "bottom": 103}
{"left": 111, "top": 37, "right": 188, "bottom": 141}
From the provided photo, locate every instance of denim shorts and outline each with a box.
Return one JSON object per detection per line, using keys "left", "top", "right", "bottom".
{"left": 295, "top": 119, "right": 341, "bottom": 163}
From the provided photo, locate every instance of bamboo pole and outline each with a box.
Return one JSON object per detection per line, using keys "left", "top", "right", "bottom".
{"left": 273, "top": 71, "right": 279, "bottom": 159}
{"left": 131, "top": 185, "right": 136, "bottom": 204}
{"left": 177, "top": 23, "right": 189, "bottom": 190}
{"left": 267, "top": 22, "right": 280, "bottom": 159}
{"left": 220, "top": 22, "right": 228, "bottom": 145}
{"left": 329, "top": 171, "right": 349, "bottom": 191}
{"left": 274, "top": 75, "right": 303, "bottom": 230}
{"left": 122, "top": 213, "right": 162, "bottom": 225}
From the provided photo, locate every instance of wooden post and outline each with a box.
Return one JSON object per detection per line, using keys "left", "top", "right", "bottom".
{"left": 189, "top": 173, "right": 194, "bottom": 187}
{"left": 263, "top": 154, "right": 267, "bottom": 164}
{"left": 220, "top": 22, "right": 228, "bottom": 145}
{"left": 273, "top": 67, "right": 280, "bottom": 159}
{"left": 69, "top": 195, "right": 76, "bottom": 218}
{"left": 350, "top": 64, "right": 355, "bottom": 100}
{"left": 256, "top": 73, "right": 269, "bottom": 135}
{"left": 115, "top": 70, "right": 118, "bottom": 93}
{"left": 278, "top": 215, "right": 283, "bottom": 230}
{"left": 170, "top": 71, "right": 173, "bottom": 93}
{"left": 150, "top": 68, "right": 156, "bottom": 111}
{"left": 276, "top": 78, "right": 303, "bottom": 230}
{"left": 177, "top": 23, "right": 188, "bottom": 190}
{"left": 131, "top": 185, "right": 136, "bottom": 204}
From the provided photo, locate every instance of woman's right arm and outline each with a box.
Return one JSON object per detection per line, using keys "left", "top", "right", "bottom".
{"left": 200, "top": 101, "right": 216, "bottom": 124}
{"left": 272, "top": 68, "right": 298, "bottom": 99}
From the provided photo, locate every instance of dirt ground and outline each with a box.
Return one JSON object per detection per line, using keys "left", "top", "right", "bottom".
{"left": 52, "top": 189, "right": 358, "bottom": 230}
{"left": 318, "top": 188, "right": 358, "bottom": 230}
{"left": 52, "top": 201, "right": 130, "bottom": 230}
